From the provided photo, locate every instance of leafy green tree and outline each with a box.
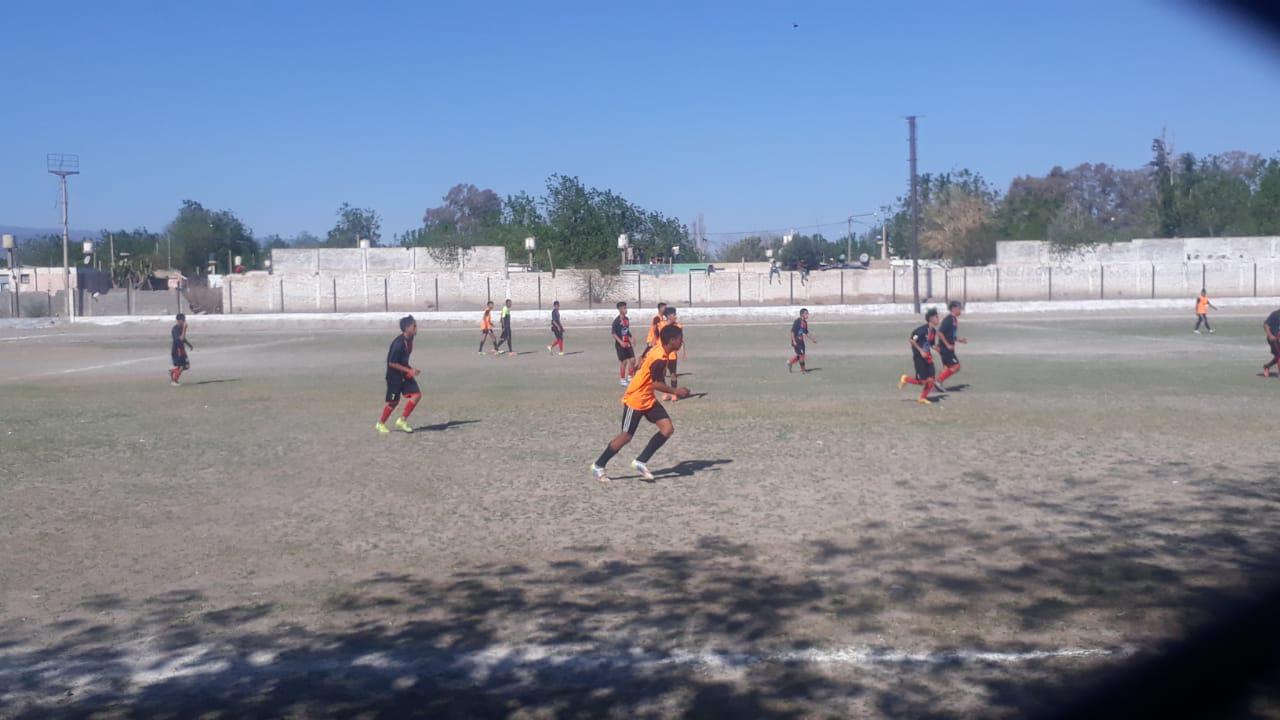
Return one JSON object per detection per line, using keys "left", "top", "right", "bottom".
{"left": 326, "top": 203, "right": 381, "bottom": 247}
{"left": 164, "top": 200, "right": 255, "bottom": 273}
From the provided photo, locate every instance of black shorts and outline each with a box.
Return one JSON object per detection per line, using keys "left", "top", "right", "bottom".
{"left": 913, "top": 354, "right": 935, "bottom": 380}
{"left": 793, "top": 341, "right": 806, "bottom": 357}
{"left": 615, "top": 343, "right": 635, "bottom": 361}
{"left": 386, "top": 377, "right": 421, "bottom": 403}
{"left": 939, "top": 348, "right": 959, "bottom": 367}
{"left": 552, "top": 328, "right": 564, "bottom": 340}
{"left": 1270, "top": 338, "right": 1280, "bottom": 357}
{"left": 621, "top": 403, "right": 669, "bottom": 435}
{"left": 171, "top": 351, "right": 189, "bottom": 370}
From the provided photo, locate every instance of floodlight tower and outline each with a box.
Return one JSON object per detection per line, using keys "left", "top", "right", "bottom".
{"left": 47, "top": 153, "right": 80, "bottom": 320}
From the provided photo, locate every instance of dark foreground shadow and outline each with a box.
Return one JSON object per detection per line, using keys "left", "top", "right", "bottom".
{"left": 414, "top": 419, "right": 481, "bottom": 433}
{"left": 188, "top": 378, "right": 242, "bottom": 386}
{"left": 4, "top": 464, "right": 1280, "bottom": 718}
{"left": 561, "top": 351, "right": 584, "bottom": 356}
{"left": 654, "top": 458, "right": 734, "bottom": 478}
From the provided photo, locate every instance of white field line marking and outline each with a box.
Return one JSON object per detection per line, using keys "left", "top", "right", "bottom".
{"left": 5, "top": 338, "right": 301, "bottom": 382}
{"left": 0, "top": 640, "right": 1133, "bottom": 702}
{"left": 0, "top": 333, "right": 69, "bottom": 342}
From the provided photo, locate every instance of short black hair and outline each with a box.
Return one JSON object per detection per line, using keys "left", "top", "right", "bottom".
{"left": 175, "top": 313, "right": 185, "bottom": 322}
{"left": 659, "top": 323, "right": 684, "bottom": 344}
{"left": 948, "top": 300, "right": 963, "bottom": 310}
{"left": 486, "top": 300, "right": 493, "bottom": 306}
{"left": 663, "top": 306, "right": 677, "bottom": 318}
{"left": 657, "top": 302, "right": 667, "bottom": 309}
{"left": 800, "top": 308, "right": 809, "bottom": 315}
{"left": 399, "top": 315, "right": 416, "bottom": 332}
{"left": 553, "top": 300, "right": 560, "bottom": 306}
{"left": 925, "top": 307, "right": 939, "bottom": 321}
{"left": 617, "top": 301, "right": 627, "bottom": 309}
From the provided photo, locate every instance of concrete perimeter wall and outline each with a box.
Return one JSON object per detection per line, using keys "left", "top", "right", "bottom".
{"left": 271, "top": 246, "right": 507, "bottom": 275}
{"left": 221, "top": 261, "right": 1280, "bottom": 315}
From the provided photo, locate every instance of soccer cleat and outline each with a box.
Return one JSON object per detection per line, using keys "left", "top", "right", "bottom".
{"left": 170, "top": 380, "right": 180, "bottom": 387}
{"left": 395, "top": 417, "right": 414, "bottom": 433}
{"left": 1209, "top": 329, "right": 1215, "bottom": 334}
{"left": 933, "top": 382, "right": 948, "bottom": 393}
{"left": 631, "top": 459, "right": 655, "bottom": 481}
{"left": 917, "top": 397, "right": 932, "bottom": 405}
{"left": 591, "top": 464, "right": 610, "bottom": 483}
{"left": 898, "top": 374, "right": 908, "bottom": 390}
{"left": 619, "top": 378, "right": 629, "bottom": 386}
{"left": 1265, "top": 367, "right": 1272, "bottom": 378}
{"left": 375, "top": 422, "right": 390, "bottom": 434}
{"left": 547, "top": 345, "right": 554, "bottom": 354}
{"left": 787, "top": 361, "right": 793, "bottom": 373}
{"left": 1194, "top": 330, "right": 1201, "bottom": 334}
{"left": 558, "top": 351, "right": 565, "bottom": 356}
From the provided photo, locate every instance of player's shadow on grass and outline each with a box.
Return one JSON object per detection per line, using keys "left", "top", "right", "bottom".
{"left": 941, "top": 383, "right": 969, "bottom": 392}
{"left": 653, "top": 458, "right": 733, "bottom": 479}
{"left": 188, "top": 379, "right": 241, "bottom": 386}
{"left": 561, "top": 351, "right": 584, "bottom": 356}
{"left": 414, "top": 419, "right": 481, "bottom": 433}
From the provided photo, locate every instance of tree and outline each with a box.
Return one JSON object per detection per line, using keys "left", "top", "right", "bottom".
{"left": 326, "top": 203, "right": 381, "bottom": 247}
{"left": 165, "top": 200, "right": 255, "bottom": 274}
{"left": 1151, "top": 138, "right": 1178, "bottom": 237}
{"left": 717, "top": 235, "right": 773, "bottom": 262}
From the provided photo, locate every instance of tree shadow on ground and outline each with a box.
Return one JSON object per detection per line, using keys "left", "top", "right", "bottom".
{"left": 4, "top": 463, "right": 1280, "bottom": 718}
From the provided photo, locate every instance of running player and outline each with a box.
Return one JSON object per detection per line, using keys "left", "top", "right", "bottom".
{"left": 497, "top": 299, "right": 514, "bottom": 355}
{"left": 377, "top": 315, "right": 422, "bottom": 434}
{"left": 1194, "top": 290, "right": 1217, "bottom": 334}
{"left": 643, "top": 302, "right": 667, "bottom": 357}
{"left": 787, "top": 308, "right": 815, "bottom": 373}
{"left": 1264, "top": 307, "right": 1280, "bottom": 377}
{"left": 590, "top": 322, "right": 691, "bottom": 483}
{"left": 612, "top": 301, "right": 636, "bottom": 385}
{"left": 479, "top": 301, "right": 500, "bottom": 354}
{"left": 169, "top": 313, "right": 193, "bottom": 386}
{"left": 935, "top": 300, "right": 966, "bottom": 391}
{"left": 898, "top": 307, "right": 940, "bottom": 405}
{"left": 547, "top": 300, "right": 565, "bottom": 355}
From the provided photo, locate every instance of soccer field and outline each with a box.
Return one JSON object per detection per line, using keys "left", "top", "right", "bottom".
{"left": 2, "top": 309, "right": 1279, "bottom": 718}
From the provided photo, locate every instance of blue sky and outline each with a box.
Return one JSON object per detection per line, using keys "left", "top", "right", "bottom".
{"left": 1, "top": 0, "right": 1277, "bottom": 242}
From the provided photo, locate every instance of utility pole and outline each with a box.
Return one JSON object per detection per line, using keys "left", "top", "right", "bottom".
{"left": 109, "top": 233, "right": 116, "bottom": 287}
{"left": 47, "top": 154, "right": 80, "bottom": 320}
{"left": 907, "top": 116, "right": 921, "bottom": 314}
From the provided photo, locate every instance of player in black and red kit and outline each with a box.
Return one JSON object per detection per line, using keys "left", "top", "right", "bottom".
{"left": 935, "top": 301, "right": 966, "bottom": 391}
{"left": 169, "top": 313, "right": 193, "bottom": 386}
{"left": 787, "top": 308, "right": 816, "bottom": 373}
{"left": 376, "top": 315, "right": 422, "bottom": 434}
{"left": 612, "top": 301, "right": 636, "bottom": 385}
{"left": 898, "top": 307, "right": 940, "bottom": 405}
{"left": 1263, "top": 308, "right": 1280, "bottom": 377}
{"left": 547, "top": 300, "right": 565, "bottom": 355}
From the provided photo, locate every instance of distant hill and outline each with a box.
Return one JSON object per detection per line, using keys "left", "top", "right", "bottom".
{"left": 0, "top": 226, "right": 99, "bottom": 242}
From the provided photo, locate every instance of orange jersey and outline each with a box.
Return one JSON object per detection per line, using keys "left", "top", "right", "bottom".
{"left": 622, "top": 345, "right": 669, "bottom": 411}
{"left": 663, "top": 320, "right": 683, "bottom": 360}
{"left": 647, "top": 315, "right": 663, "bottom": 346}
{"left": 481, "top": 309, "right": 493, "bottom": 331}
{"left": 1196, "top": 296, "right": 1210, "bottom": 314}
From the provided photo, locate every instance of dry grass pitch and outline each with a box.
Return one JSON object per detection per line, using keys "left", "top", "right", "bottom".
{"left": 2, "top": 309, "right": 1279, "bottom": 718}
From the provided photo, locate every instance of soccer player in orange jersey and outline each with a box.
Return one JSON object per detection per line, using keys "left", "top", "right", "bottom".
{"left": 591, "top": 323, "right": 690, "bottom": 483}
{"left": 643, "top": 302, "right": 667, "bottom": 357}
{"left": 1194, "top": 290, "right": 1217, "bottom": 334}
{"left": 659, "top": 305, "right": 684, "bottom": 398}
{"left": 478, "top": 301, "right": 500, "bottom": 354}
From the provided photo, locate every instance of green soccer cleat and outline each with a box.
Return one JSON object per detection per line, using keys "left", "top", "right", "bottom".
{"left": 395, "top": 417, "right": 414, "bottom": 433}
{"left": 375, "top": 422, "right": 390, "bottom": 434}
